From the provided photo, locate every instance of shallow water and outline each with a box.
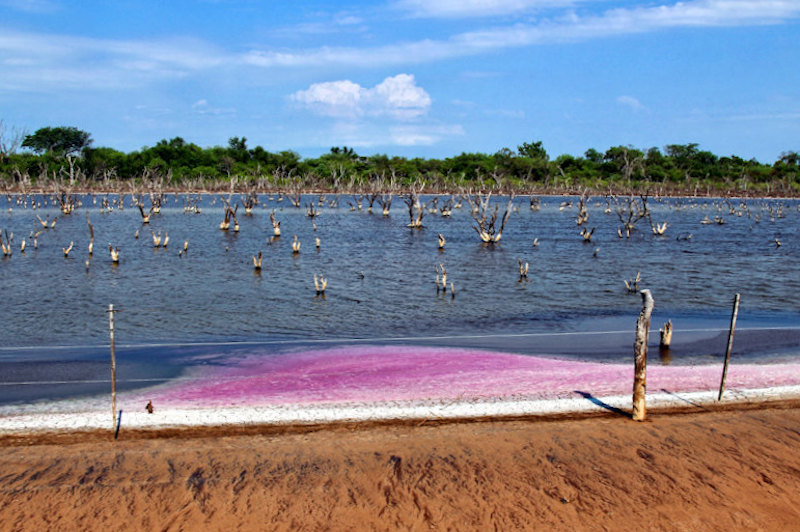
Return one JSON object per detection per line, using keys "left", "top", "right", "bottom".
{"left": 1, "top": 193, "right": 798, "bottom": 404}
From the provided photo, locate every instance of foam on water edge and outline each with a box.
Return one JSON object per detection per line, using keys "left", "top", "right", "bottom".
{"left": 3, "top": 345, "right": 800, "bottom": 433}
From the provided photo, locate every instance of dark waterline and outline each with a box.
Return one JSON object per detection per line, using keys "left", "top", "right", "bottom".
{"left": 1, "top": 194, "right": 798, "bottom": 404}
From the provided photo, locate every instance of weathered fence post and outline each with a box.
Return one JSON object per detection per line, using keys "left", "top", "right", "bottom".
{"left": 633, "top": 289, "right": 654, "bottom": 421}
{"left": 109, "top": 304, "right": 117, "bottom": 432}
{"left": 718, "top": 294, "right": 741, "bottom": 401}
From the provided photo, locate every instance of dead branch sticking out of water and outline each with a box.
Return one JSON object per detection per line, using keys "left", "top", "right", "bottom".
{"left": 440, "top": 196, "right": 454, "bottom": 217}
{"left": 465, "top": 193, "right": 514, "bottom": 244}
{"left": 518, "top": 258, "right": 529, "bottom": 282}
{"left": 269, "top": 210, "right": 281, "bottom": 237}
{"left": 219, "top": 200, "right": 238, "bottom": 231}
{"left": 576, "top": 192, "right": 589, "bottom": 226}
{"left": 650, "top": 220, "right": 668, "bottom": 236}
{"left": 660, "top": 320, "right": 673, "bottom": 348}
{"left": 314, "top": 274, "right": 328, "bottom": 296}
{"left": 86, "top": 212, "right": 94, "bottom": 255}
{"left": 241, "top": 189, "right": 258, "bottom": 215}
{"left": 612, "top": 194, "right": 649, "bottom": 238}
{"left": 403, "top": 184, "right": 426, "bottom": 228}
{"left": 624, "top": 271, "right": 641, "bottom": 293}
{"left": 435, "top": 264, "right": 448, "bottom": 294}
{"left": 378, "top": 194, "right": 393, "bottom": 216}
{"left": 0, "top": 230, "right": 10, "bottom": 256}
{"left": 137, "top": 200, "right": 153, "bottom": 224}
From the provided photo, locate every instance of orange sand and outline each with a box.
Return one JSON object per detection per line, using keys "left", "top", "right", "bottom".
{"left": 2, "top": 402, "right": 800, "bottom": 531}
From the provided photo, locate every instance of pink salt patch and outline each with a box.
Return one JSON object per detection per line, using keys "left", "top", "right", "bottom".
{"left": 146, "top": 345, "right": 800, "bottom": 408}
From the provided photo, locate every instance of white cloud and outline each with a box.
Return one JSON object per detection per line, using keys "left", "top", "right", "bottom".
{"left": 242, "top": 1, "right": 800, "bottom": 69}
{"left": 291, "top": 74, "right": 431, "bottom": 120}
{"left": 617, "top": 95, "right": 645, "bottom": 111}
{"left": 394, "top": 0, "right": 579, "bottom": 18}
{"left": 2, "top": 0, "right": 799, "bottom": 93}
{"left": 0, "top": 29, "right": 227, "bottom": 91}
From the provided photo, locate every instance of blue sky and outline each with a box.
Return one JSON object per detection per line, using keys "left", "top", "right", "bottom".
{"left": 1, "top": 0, "right": 798, "bottom": 162}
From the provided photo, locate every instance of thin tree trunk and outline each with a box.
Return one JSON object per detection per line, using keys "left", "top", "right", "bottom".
{"left": 632, "top": 289, "right": 654, "bottom": 421}
{"left": 109, "top": 304, "right": 117, "bottom": 432}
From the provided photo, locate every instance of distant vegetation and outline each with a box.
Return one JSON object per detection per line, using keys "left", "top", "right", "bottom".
{"left": 1, "top": 123, "right": 798, "bottom": 196}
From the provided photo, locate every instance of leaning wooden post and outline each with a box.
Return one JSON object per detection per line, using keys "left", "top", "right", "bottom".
{"left": 632, "top": 289, "right": 654, "bottom": 421}
{"left": 108, "top": 304, "right": 117, "bottom": 431}
{"left": 718, "top": 293, "right": 741, "bottom": 401}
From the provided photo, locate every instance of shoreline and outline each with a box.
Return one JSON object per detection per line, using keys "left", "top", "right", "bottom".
{"left": 4, "top": 345, "right": 800, "bottom": 439}
{"left": 3, "top": 383, "right": 799, "bottom": 442}
{"left": 4, "top": 188, "right": 800, "bottom": 200}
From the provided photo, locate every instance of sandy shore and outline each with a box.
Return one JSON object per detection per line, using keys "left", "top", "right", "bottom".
{"left": 4, "top": 346, "right": 800, "bottom": 530}
{"left": 2, "top": 400, "right": 800, "bottom": 531}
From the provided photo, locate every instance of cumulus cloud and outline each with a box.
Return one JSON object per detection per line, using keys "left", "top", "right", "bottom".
{"left": 291, "top": 74, "right": 431, "bottom": 120}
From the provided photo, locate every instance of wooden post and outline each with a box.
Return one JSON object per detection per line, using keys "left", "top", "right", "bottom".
{"left": 718, "top": 294, "right": 741, "bottom": 401}
{"left": 109, "top": 304, "right": 117, "bottom": 431}
{"left": 632, "top": 289, "right": 654, "bottom": 421}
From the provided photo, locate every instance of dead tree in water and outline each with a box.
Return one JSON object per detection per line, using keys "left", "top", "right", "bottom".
{"left": 219, "top": 201, "right": 238, "bottom": 231}
{"left": 403, "top": 184, "right": 426, "bottom": 228}
{"left": 282, "top": 171, "right": 303, "bottom": 208}
{"left": 241, "top": 189, "right": 258, "bottom": 215}
{"left": 518, "top": 258, "right": 529, "bottom": 281}
{"left": 137, "top": 201, "right": 153, "bottom": 224}
{"left": 624, "top": 271, "right": 641, "bottom": 293}
{"left": 465, "top": 193, "right": 514, "bottom": 244}
{"left": 377, "top": 174, "right": 399, "bottom": 216}
{"left": 377, "top": 193, "right": 393, "bottom": 216}
{"left": 650, "top": 220, "right": 668, "bottom": 236}
{"left": 440, "top": 196, "right": 454, "bottom": 217}
{"left": 576, "top": 191, "right": 589, "bottom": 226}
{"left": 435, "top": 264, "right": 448, "bottom": 293}
{"left": 269, "top": 210, "right": 281, "bottom": 237}
{"left": 86, "top": 212, "right": 94, "bottom": 255}
{"left": 659, "top": 320, "right": 673, "bottom": 348}
{"left": 314, "top": 274, "right": 327, "bottom": 295}
{"left": 142, "top": 168, "right": 166, "bottom": 214}
{"left": 612, "top": 194, "right": 649, "bottom": 238}
{"left": 52, "top": 177, "right": 76, "bottom": 215}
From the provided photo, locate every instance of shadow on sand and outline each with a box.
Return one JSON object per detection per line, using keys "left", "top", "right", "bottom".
{"left": 574, "top": 391, "right": 631, "bottom": 418}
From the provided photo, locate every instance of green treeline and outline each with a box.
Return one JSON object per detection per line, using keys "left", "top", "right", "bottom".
{"left": 1, "top": 126, "right": 798, "bottom": 195}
